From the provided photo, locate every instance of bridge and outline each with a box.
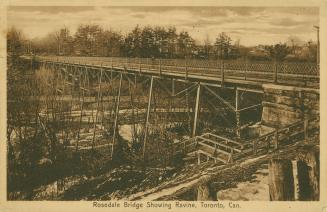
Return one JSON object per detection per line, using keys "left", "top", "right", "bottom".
{"left": 33, "top": 56, "right": 319, "bottom": 89}
{"left": 17, "top": 56, "right": 319, "bottom": 165}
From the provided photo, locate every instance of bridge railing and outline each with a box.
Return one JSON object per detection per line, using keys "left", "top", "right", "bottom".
{"left": 35, "top": 56, "right": 319, "bottom": 87}
{"left": 242, "top": 116, "right": 320, "bottom": 156}
{"left": 36, "top": 56, "right": 319, "bottom": 75}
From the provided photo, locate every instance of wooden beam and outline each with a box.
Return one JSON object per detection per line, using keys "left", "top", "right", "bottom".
{"left": 202, "top": 85, "right": 235, "bottom": 111}
{"left": 143, "top": 76, "right": 154, "bottom": 162}
{"left": 92, "top": 69, "right": 103, "bottom": 149}
{"left": 111, "top": 72, "right": 123, "bottom": 158}
{"left": 237, "top": 103, "right": 262, "bottom": 112}
{"left": 192, "top": 84, "right": 201, "bottom": 137}
{"left": 76, "top": 69, "right": 87, "bottom": 151}
{"left": 173, "top": 83, "right": 197, "bottom": 97}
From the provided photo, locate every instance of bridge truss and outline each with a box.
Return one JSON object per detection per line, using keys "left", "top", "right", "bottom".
{"left": 26, "top": 57, "right": 264, "bottom": 164}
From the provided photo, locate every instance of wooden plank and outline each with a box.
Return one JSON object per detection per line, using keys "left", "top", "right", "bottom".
{"left": 198, "top": 150, "right": 227, "bottom": 164}
{"left": 198, "top": 141, "right": 230, "bottom": 156}
{"left": 205, "top": 133, "right": 243, "bottom": 148}
{"left": 198, "top": 136, "right": 242, "bottom": 153}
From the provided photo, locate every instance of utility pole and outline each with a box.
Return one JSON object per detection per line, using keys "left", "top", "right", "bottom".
{"left": 314, "top": 26, "right": 319, "bottom": 66}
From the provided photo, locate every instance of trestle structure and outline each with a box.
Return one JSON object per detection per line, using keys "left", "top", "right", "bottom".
{"left": 16, "top": 56, "right": 318, "bottom": 165}
{"left": 32, "top": 59, "right": 262, "bottom": 161}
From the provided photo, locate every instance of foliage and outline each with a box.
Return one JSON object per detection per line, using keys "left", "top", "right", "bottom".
{"left": 24, "top": 24, "right": 319, "bottom": 62}
{"left": 214, "top": 32, "right": 232, "bottom": 59}
{"left": 266, "top": 43, "right": 291, "bottom": 61}
{"left": 7, "top": 27, "right": 25, "bottom": 57}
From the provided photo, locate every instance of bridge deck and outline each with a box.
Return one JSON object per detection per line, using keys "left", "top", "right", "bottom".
{"left": 32, "top": 56, "right": 319, "bottom": 89}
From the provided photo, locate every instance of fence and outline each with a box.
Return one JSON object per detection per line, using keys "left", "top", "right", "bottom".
{"left": 34, "top": 56, "right": 319, "bottom": 87}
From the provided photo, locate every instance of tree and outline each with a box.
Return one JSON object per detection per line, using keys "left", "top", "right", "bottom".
{"left": 74, "top": 24, "right": 103, "bottom": 56}
{"left": 7, "top": 27, "right": 25, "bottom": 57}
{"left": 140, "top": 26, "right": 155, "bottom": 57}
{"left": 266, "top": 43, "right": 290, "bottom": 61}
{"left": 153, "top": 26, "right": 169, "bottom": 58}
{"left": 177, "top": 31, "right": 195, "bottom": 58}
{"left": 166, "top": 27, "right": 178, "bottom": 58}
{"left": 203, "top": 34, "right": 212, "bottom": 59}
{"left": 102, "top": 30, "right": 123, "bottom": 57}
{"left": 305, "top": 41, "right": 318, "bottom": 62}
{"left": 124, "top": 25, "right": 142, "bottom": 57}
{"left": 287, "top": 35, "right": 304, "bottom": 54}
{"left": 214, "top": 32, "right": 232, "bottom": 59}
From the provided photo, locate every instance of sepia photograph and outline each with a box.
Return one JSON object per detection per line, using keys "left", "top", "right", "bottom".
{"left": 2, "top": 3, "right": 324, "bottom": 208}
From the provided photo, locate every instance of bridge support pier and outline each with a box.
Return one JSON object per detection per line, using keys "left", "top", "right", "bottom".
{"left": 262, "top": 84, "right": 319, "bottom": 128}
{"left": 192, "top": 84, "right": 201, "bottom": 137}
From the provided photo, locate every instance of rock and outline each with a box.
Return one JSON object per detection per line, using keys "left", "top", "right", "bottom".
{"left": 38, "top": 158, "right": 53, "bottom": 166}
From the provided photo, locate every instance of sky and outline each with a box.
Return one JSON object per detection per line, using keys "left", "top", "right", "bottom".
{"left": 7, "top": 6, "right": 319, "bottom": 46}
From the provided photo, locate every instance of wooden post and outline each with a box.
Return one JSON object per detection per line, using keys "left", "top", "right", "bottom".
{"left": 192, "top": 84, "right": 201, "bottom": 137}
{"left": 297, "top": 149, "right": 319, "bottom": 200}
{"left": 253, "top": 139, "right": 257, "bottom": 155}
{"left": 304, "top": 119, "right": 309, "bottom": 141}
{"left": 229, "top": 148, "right": 234, "bottom": 163}
{"left": 273, "top": 60, "right": 278, "bottom": 83}
{"left": 221, "top": 60, "right": 225, "bottom": 87}
{"left": 185, "top": 61, "right": 188, "bottom": 80}
{"left": 268, "top": 159, "right": 295, "bottom": 201}
{"left": 236, "top": 111, "right": 241, "bottom": 138}
{"left": 147, "top": 58, "right": 149, "bottom": 70}
{"left": 143, "top": 76, "right": 154, "bottom": 163}
{"left": 197, "top": 182, "right": 217, "bottom": 201}
{"left": 273, "top": 130, "right": 279, "bottom": 150}
{"left": 186, "top": 83, "right": 192, "bottom": 136}
{"left": 197, "top": 152, "right": 201, "bottom": 165}
{"left": 244, "top": 57, "right": 248, "bottom": 80}
{"left": 235, "top": 87, "right": 240, "bottom": 138}
{"left": 159, "top": 58, "right": 162, "bottom": 76}
{"left": 111, "top": 73, "right": 123, "bottom": 158}
{"left": 172, "top": 79, "right": 175, "bottom": 96}
{"left": 76, "top": 69, "right": 87, "bottom": 151}
{"left": 91, "top": 69, "right": 103, "bottom": 149}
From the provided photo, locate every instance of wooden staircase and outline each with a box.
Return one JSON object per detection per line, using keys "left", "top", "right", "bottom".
{"left": 173, "top": 132, "right": 243, "bottom": 165}
{"left": 173, "top": 116, "right": 320, "bottom": 165}
{"left": 196, "top": 133, "right": 243, "bottom": 164}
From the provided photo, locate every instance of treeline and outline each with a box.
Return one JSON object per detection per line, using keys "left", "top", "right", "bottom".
{"left": 8, "top": 25, "right": 318, "bottom": 62}
{"left": 31, "top": 25, "right": 235, "bottom": 59}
